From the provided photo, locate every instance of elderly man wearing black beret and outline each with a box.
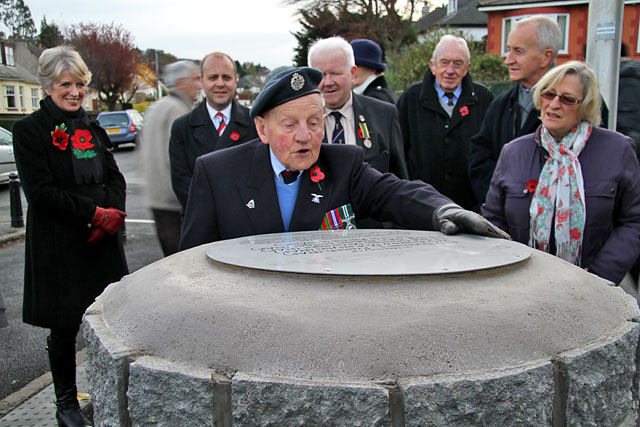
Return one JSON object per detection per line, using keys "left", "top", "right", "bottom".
{"left": 179, "top": 67, "right": 509, "bottom": 249}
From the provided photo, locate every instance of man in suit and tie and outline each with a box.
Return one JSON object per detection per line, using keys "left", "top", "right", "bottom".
{"left": 179, "top": 67, "right": 509, "bottom": 249}
{"left": 307, "top": 37, "right": 408, "bottom": 180}
{"left": 169, "top": 51, "right": 258, "bottom": 211}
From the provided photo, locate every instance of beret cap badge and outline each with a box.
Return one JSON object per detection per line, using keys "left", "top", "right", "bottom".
{"left": 290, "top": 73, "right": 305, "bottom": 91}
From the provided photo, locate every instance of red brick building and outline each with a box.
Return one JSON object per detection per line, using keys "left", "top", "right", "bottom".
{"left": 478, "top": 0, "right": 640, "bottom": 62}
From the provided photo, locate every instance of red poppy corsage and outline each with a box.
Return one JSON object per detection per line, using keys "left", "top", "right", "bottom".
{"left": 70, "top": 129, "right": 97, "bottom": 159}
{"left": 524, "top": 179, "right": 538, "bottom": 193}
{"left": 459, "top": 106, "right": 469, "bottom": 116}
{"left": 51, "top": 124, "right": 69, "bottom": 151}
{"left": 230, "top": 131, "right": 240, "bottom": 141}
{"left": 71, "top": 129, "right": 94, "bottom": 150}
{"left": 310, "top": 165, "right": 325, "bottom": 191}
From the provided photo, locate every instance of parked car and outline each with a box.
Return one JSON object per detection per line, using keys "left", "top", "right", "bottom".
{"left": 97, "top": 109, "right": 144, "bottom": 150}
{"left": 0, "top": 127, "right": 16, "bottom": 184}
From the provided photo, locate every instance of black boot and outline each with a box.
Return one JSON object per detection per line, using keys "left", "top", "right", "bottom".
{"left": 47, "top": 335, "right": 92, "bottom": 427}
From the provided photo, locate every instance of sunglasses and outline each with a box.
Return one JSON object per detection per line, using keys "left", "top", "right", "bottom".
{"left": 540, "top": 91, "right": 583, "bottom": 105}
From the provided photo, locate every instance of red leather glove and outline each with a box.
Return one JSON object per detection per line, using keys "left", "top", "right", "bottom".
{"left": 87, "top": 227, "right": 108, "bottom": 245}
{"left": 90, "top": 206, "right": 127, "bottom": 235}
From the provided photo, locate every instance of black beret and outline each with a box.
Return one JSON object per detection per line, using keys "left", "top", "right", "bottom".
{"left": 250, "top": 67, "right": 323, "bottom": 118}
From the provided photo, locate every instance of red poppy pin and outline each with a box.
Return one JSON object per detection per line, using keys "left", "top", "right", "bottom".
{"left": 71, "top": 129, "right": 94, "bottom": 150}
{"left": 459, "top": 106, "right": 469, "bottom": 116}
{"left": 310, "top": 165, "right": 325, "bottom": 191}
{"left": 51, "top": 124, "right": 69, "bottom": 151}
{"left": 524, "top": 179, "right": 538, "bottom": 193}
{"left": 70, "top": 129, "right": 97, "bottom": 160}
{"left": 230, "top": 131, "right": 240, "bottom": 141}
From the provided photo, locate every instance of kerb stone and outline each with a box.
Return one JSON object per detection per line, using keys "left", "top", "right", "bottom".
{"left": 127, "top": 356, "right": 215, "bottom": 426}
{"left": 399, "top": 361, "right": 554, "bottom": 426}
{"left": 557, "top": 321, "right": 639, "bottom": 427}
{"left": 232, "top": 372, "right": 391, "bottom": 426}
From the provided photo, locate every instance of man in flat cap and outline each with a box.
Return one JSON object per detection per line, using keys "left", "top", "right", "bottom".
{"left": 180, "top": 67, "right": 509, "bottom": 249}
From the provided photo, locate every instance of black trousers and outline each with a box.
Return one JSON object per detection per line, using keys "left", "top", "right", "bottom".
{"left": 152, "top": 209, "right": 182, "bottom": 256}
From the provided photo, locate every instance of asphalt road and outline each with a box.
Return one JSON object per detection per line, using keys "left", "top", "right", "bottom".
{"left": 0, "top": 144, "right": 164, "bottom": 400}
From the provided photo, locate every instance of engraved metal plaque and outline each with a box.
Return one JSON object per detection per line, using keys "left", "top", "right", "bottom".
{"left": 206, "top": 229, "right": 531, "bottom": 275}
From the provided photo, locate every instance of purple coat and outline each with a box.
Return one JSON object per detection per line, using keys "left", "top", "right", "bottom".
{"left": 482, "top": 126, "right": 640, "bottom": 285}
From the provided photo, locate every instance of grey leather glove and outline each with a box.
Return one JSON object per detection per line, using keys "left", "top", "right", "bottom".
{"left": 432, "top": 203, "right": 511, "bottom": 239}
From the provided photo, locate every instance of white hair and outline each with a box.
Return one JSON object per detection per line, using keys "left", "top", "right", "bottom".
{"left": 308, "top": 37, "right": 355, "bottom": 68}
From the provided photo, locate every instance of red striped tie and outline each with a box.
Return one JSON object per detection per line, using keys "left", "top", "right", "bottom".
{"left": 216, "top": 112, "right": 226, "bottom": 136}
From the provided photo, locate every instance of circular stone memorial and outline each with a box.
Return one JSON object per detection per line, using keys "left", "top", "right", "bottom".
{"left": 83, "top": 230, "right": 640, "bottom": 426}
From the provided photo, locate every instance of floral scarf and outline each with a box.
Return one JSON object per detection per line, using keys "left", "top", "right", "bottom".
{"left": 43, "top": 96, "right": 105, "bottom": 184}
{"left": 529, "top": 121, "right": 591, "bottom": 265}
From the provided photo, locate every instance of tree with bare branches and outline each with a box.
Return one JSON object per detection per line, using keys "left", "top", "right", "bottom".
{"left": 68, "top": 22, "right": 140, "bottom": 111}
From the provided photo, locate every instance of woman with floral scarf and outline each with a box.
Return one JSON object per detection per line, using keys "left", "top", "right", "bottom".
{"left": 482, "top": 61, "right": 640, "bottom": 286}
{"left": 13, "top": 46, "right": 128, "bottom": 427}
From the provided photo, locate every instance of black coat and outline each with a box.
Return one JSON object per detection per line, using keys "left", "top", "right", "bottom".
{"left": 169, "top": 98, "right": 258, "bottom": 210}
{"left": 468, "top": 83, "right": 609, "bottom": 205}
{"left": 362, "top": 75, "right": 397, "bottom": 105}
{"left": 398, "top": 71, "right": 493, "bottom": 211}
{"left": 180, "top": 141, "right": 452, "bottom": 249}
{"left": 322, "top": 93, "right": 408, "bottom": 179}
{"left": 13, "top": 104, "right": 128, "bottom": 329}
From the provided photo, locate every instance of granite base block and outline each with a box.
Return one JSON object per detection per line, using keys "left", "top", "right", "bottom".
{"left": 399, "top": 361, "right": 554, "bottom": 426}
{"left": 232, "top": 372, "right": 391, "bottom": 426}
{"left": 83, "top": 304, "right": 135, "bottom": 427}
{"left": 559, "top": 322, "right": 640, "bottom": 427}
{"left": 127, "top": 356, "right": 214, "bottom": 426}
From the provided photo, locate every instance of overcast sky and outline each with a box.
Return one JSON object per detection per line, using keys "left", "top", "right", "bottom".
{"left": 10, "top": 0, "right": 447, "bottom": 70}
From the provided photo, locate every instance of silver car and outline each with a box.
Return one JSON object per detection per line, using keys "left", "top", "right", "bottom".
{"left": 0, "top": 127, "right": 16, "bottom": 184}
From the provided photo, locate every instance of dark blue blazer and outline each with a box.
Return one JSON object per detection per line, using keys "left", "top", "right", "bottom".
{"left": 180, "top": 141, "right": 452, "bottom": 249}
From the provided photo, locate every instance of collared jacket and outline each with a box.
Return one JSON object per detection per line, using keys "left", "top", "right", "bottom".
{"left": 140, "top": 90, "right": 194, "bottom": 211}
{"left": 469, "top": 84, "right": 609, "bottom": 205}
{"left": 322, "top": 92, "right": 408, "bottom": 180}
{"left": 482, "top": 126, "right": 640, "bottom": 285}
{"left": 169, "top": 98, "right": 258, "bottom": 211}
{"left": 13, "top": 103, "right": 128, "bottom": 328}
{"left": 399, "top": 70, "right": 493, "bottom": 211}
{"left": 362, "top": 75, "right": 397, "bottom": 105}
{"left": 180, "top": 141, "right": 452, "bottom": 249}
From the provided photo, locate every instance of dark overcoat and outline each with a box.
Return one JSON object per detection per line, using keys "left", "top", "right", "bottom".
{"left": 398, "top": 71, "right": 493, "bottom": 211}
{"left": 362, "top": 75, "right": 397, "bottom": 105}
{"left": 180, "top": 141, "right": 452, "bottom": 249}
{"left": 13, "top": 103, "right": 128, "bottom": 328}
{"left": 322, "top": 92, "right": 408, "bottom": 180}
{"left": 482, "top": 126, "right": 640, "bottom": 285}
{"left": 169, "top": 98, "right": 258, "bottom": 210}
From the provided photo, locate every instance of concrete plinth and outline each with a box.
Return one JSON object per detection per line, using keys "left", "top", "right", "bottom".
{"left": 82, "top": 230, "right": 640, "bottom": 426}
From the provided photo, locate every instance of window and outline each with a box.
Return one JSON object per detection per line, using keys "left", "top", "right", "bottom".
{"left": 5, "top": 86, "right": 15, "bottom": 109}
{"left": 19, "top": 86, "right": 24, "bottom": 109}
{"left": 447, "top": 0, "right": 457, "bottom": 15}
{"left": 502, "top": 14, "right": 570, "bottom": 56}
{"left": 4, "top": 45, "right": 14, "bottom": 66}
{"left": 31, "top": 88, "right": 39, "bottom": 108}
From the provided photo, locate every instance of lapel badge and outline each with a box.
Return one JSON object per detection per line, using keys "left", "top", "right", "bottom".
{"left": 246, "top": 199, "right": 255, "bottom": 209}
{"left": 359, "top": 115, "right": 365, "bottom": 122}
{"left": 364, "top": 139, "right": 372, "bottom": 149}
{"left": 311, "top": 193, "right": 323, "bottom": 204}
